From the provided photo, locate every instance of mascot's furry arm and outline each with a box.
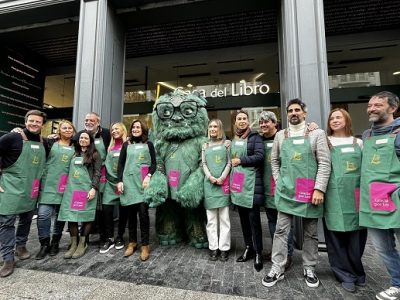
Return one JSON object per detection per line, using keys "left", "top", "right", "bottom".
{"left": 143, "top": 140, "right": 168, "bottom": 207}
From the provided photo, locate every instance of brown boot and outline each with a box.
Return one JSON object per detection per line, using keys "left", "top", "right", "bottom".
{"left": 16, "top": 246, "right": 31, "bottom": 260}
{"left": 123, "top": 242, "right": 137, "bottom": 257}
{"left": 0, "top": 261, "right": 15, "bottom": 277}
{"left": 139, "top": 245, "right": 149, "bottom": 261}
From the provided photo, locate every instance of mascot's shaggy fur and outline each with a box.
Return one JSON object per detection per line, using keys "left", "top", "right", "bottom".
{"left": 144, "top": 89, "right": 209, "bottom": 248}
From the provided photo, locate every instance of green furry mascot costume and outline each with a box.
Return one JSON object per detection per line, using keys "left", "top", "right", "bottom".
{"left": 144, "top": 89, "right": 209, "bottom": 248}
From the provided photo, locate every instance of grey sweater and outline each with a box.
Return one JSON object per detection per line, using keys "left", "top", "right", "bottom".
{"left": 271, "top": 126, "right": 331, "bottom": 193}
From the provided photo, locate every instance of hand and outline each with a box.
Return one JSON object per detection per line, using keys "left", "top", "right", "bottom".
{"left": 311, "top": 189, "right": 324, "bottom": 205}
{"left": 209, "top": 176, "right": 217, "bottom": 184}
{"left": 0, "top": 186, "right": 4, "bottom": 193}
{"left": 307, "top": 122, "right": 319, "bottom": 131}
{"left": 11, "top": 127, "right": 23, "bottom": 134}
{"left": 117, "top": 182, "right": 124, "bottom": 194}
{"left": 231, "top": 158, "right": 241, "bottom": 167}
{"left": 142, "top": 176, "right": 150, "bottom": 189}
{"left": 87, "top": 188, "right": 96, "bottom": 200}
{"left": 47, "top": 133, "right": 59, "bottom": 140}
{"left": 216, "top": 178, "right": 224, "bottom": 185}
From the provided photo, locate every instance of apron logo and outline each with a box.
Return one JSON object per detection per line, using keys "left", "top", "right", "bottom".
{"left": 346, "top": 161, "right": 357, "bottom": 171}
{"left": 112, "top": 161, "right": 118, "bottom": 171}
{"left": 292, "top": 151, "right": 302, "bottom": 161}
{"left": 73, "top": 170, "right": 80, "bottom": 178}
{"left": 215, "top": 155, "right": 222, "bottom": 164}
{"left": 138, "top": 153, "right": 145, "bottom": 160}
{"left": 32, "top": 155, "right": 40, "bottom": 165}
{"left": 170, "top": 153, "right": 176, "bottom": 159}
{"left": 267, "top": 154, "right": 272, "bottom": 162}
{"left": 61, "top": 154, "right": 69, "bottom": 163}
{"left": 371, "top": 154, "right": 380, "bottom": 165}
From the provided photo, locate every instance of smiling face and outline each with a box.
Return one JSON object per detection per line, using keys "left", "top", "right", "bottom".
{"left": 111, "top": 124, "right": 123, "bottom": 139}
{"left": 79, "top": 132, "right": 91, "bottom": 149}
{"left": 208, "top": 121, "right": 220, "bottom": 138}
{"left": 131, "top": 122, "right": 143, "bottom": 138}
{"left": 25, "top": 115, "right": 44, "bottom": 135}
{"left": 58, "top": 122, "right": 75, "bottom": 140}
{"left": 367, "top": 96, "right": 396, "bottom": 125}
{"left": 329, "top": 110, "right": 346, "bottom": 133}
{"left": 287, "top": 104, "right": 306, "bottom": 125}
{"left": 235, "top": 113, "right": 249, "bottom": 130}
{"left": 259, "top": 119, "right": 276, "bottom": 137}
{"left": 84, "top": 113, "right": 100, "bottom": 134}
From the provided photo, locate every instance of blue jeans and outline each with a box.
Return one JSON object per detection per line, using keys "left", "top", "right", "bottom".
{"left": 37, "top": 204, "right": 65, "bottom": 241}
{"left": 0, "top": 210, "right": 34, "bottom": 262}
{"left": 266, "top": 208, "right": 294, "bottom": 257}
{"left": 369, "top": 228, "right": 400, "bottom": 287}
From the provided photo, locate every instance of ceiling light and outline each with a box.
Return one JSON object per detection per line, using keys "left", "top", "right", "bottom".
{"left": 393, "top": 71, "right": 400, "bottom": 75}
{"left": 187, "top": 83, "right": 193, "bottom": 88}
{"left": 253, "top": 73, "right": 265, "bottom": 81}
{"left": 157, "top": 82, "right": 176, "bottom": 90}
{"left": 138, "top": 90, "right": 144, "bottom": 95}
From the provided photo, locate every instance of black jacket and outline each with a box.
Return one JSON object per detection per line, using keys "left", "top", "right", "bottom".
{"left": 240, "top": 131, "right": 265, "bottom": 205}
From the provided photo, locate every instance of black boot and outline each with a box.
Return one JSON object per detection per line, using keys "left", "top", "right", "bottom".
{"left": 49, "top": 235, "right": 62, "bottom": 256}
{"left": 236, "top": 246, "right": 255, "bottom": 262}
{"left": 35, "top": 238, "right": 50, "bottom": 260}
{"left": 254, "top": 253, "right": 263, "bottom": 272}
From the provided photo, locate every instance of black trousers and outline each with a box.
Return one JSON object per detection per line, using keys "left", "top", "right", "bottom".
{"left": 323, "top": 219, "right": 368, "bottom": 284}
{"left": 118, "top": 203, "right": 149, "bottom": 245}
{"left": 102, "top": 204, "right": 118, "bottom": 239}
{"left": 237, "top": 204, "right": 263, "bottom": 254}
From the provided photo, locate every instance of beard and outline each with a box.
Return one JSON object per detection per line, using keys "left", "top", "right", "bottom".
{"left": 368, "top": 110, "right": 389, "bottom": 123}
{"left": 289, "top": 116, "right": 302, "bottom": 125}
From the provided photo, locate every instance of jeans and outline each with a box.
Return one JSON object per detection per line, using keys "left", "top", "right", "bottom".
{"left": 266, "top": 208, "right": 294, "bottom": 257}
{"left": 272, "top": 211, "right": 318, "bottom": 273}
{"left": 37, "top": 204, "right": 65, "bottom": 241}
{"left": 369, "top": 228, "right": 400, "bottom": 287}
{"left": 0, "top": 210, "right": 34, "bottom": 262}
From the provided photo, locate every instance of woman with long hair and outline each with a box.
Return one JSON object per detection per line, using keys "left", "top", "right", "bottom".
{"left": 58, "top": 131, "right": 102, "bottom": 259}
{"left": 117, "top": 119, "right": 156, "bottom": 261}
{"left": 324, "top": 108, "right": 367, "bottom": 293}
{"left": 202, "top": 119, "right": 231, "bottom": 261}
{"left": 35, "top": 120, "right": 76, "bottom": 259}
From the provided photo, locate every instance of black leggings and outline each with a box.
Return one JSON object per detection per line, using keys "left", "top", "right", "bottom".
{"left": 118, "top": 203, "right": 149, "bottom": 245}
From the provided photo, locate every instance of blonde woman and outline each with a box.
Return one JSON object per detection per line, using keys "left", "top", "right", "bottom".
{"left": 202, "top": 119, "right": 231, "bottom": 261}
{"left": 99, "top": 122, "right": 128, "bottom": 254}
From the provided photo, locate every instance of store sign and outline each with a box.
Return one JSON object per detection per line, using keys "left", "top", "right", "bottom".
{"left": 176, "top": 82, "right": 270, "bottom": 98}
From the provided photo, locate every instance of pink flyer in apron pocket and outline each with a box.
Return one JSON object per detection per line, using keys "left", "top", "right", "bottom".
{"left": 31, "top": 179, "right": 40, "bottom": 199}
{"left": 71, "top": 191, "right": 88, "bottom": 210}
{"left": 168, "top": 170, "right": 180, "bottom": 188}
{"left": 141, "top": 165, "right": 150, "bottom": 182}
{"left": 100, "top": 166, "right": 107, "bottom": 183}
{"left": 270, "top": 176, "right": 276, "bottom": 195}
{"left": 57, "top": 174, "right": 68, "bottom": 193}
{"left": 221, "top": 175, "right": 230, "bottom": 195}
{"left": 295, "top": 178, "right": 315, "bottom": 203}
{"left": 369, "top": 182, "right": 397, "bottom": 212}
{"left": 354, "top": 188, "right": 360, "bottom": 211}
{"left": 231, "top": 172, "right": 245, "bottom": 193}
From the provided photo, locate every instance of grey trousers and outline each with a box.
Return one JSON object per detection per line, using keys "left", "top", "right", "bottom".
{"left": 271, "top": 211, "right": 319, "bottom": 273}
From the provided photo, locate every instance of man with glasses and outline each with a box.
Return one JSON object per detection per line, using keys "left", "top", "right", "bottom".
{"left": 262, "top": 99, "right": 331, "bottom": 288}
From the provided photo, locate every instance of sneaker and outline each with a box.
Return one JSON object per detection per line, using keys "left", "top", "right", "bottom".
{"left": 304, "top": 268, "right": 320, "bottom": 288}
{"left": 262, "top": 267, "right": 284, "bottom": 287}
{"left": 99, "top": 239, "right": 114, "bottom": 254}
{"left": 342, "top": 282, "right": 356, "bottom": 293}
{"left": 376, "top": 287, "right": 400, "bottom": 300}
{"left": 115, "top": 237, "right": 124, "bottom": 250}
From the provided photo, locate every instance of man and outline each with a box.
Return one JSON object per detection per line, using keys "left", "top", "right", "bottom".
{"left": 259, "top": 111, "right": 294, "bottom": 270}
{"left": 359, "top": 91, "right": 400, "bottom": 300}
{"left": 262, "top": 99, "right": 331, "bottom": 288}
{"left": 0, "top": 110, "right": 49, "bottom": 277}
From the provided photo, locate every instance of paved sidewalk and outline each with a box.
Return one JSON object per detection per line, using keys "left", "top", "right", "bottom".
{"left": 1, "top": 208, "right": 390, "bottom": 299}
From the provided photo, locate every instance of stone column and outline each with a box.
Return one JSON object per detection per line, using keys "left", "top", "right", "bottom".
{"left": 73, "top": 0, "right": 125, "bottom": 130}
{"left": 278, "top": 0, "right": 330, "bottom": 129}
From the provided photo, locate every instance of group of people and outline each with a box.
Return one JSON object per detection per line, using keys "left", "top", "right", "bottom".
{"left": 0, "top": 91, "right": 399, "bottom": 300}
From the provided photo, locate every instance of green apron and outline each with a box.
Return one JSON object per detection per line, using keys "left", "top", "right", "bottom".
{"left": 324, "top": 139, "right": 361, "bottom": 231}
{"left": 230, "top": 138, "right": 255, "bottom": 208}
{"left": 165, "top": 143, "right": 192, "bottom": 200}
{"left": 58, "top": 156, "right": 97, "bottom": 222}
{"left": 275, "top": 130, "right": 323, "bottom": 218}
{"left": 359, "top": 131, "right": 400, "bottom": 229}
{"left": 263, "top": 140, "right": 276, "bottom": 209}
{"left": 39, "top": 143, "right": 74, "bottom": 205}
{"left": 120, "top": 143, "right": 151, "bottom": 206}
{"left": 0, "top": 133, "right": 45, "bottom": 215}
{"left": 94, "top": 137, "right": 107, "bottom": 193}
{"left": 203, "top": 143, "right": 230, "bottom": 210}
{"left": 102, "top": 149, "right": 121, "bottom": 205}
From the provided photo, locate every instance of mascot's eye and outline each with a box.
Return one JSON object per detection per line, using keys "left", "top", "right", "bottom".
{"left": 156, "top": 103, "right": 174, "bottom": 119}
{"left": 180, "top": 101, "right": 198, "bottom": 118}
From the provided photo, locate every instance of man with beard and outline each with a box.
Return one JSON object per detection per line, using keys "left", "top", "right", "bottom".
{"left": 0, "top": 110, "right": 49, "bottom": 277}
{"left": 262, "top": 99, "right": 331, "bottom": 288}
{"left": 359, "top": 91, "right": 400, "bottom": 300}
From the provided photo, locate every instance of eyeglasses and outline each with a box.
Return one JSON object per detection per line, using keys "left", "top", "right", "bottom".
{"left": 155, "top": 101, "right": 203, "bottom": 120}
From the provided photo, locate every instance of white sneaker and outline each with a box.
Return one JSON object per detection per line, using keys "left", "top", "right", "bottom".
{"left": 376, "top": 287, "right": 400, "bottom": 300}
{"left": 262, "top": 267, "right": 284, "bottom": 287}
{"left": 304, "top": 268, "right": 320, "bottom": 288}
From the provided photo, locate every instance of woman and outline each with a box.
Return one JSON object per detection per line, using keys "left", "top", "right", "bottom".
{"left": 324, "top": 108, "right": 367, "bottom": 293}
{"left": 231, "top": 110, "right": 265, "bottom": 271}
{"left": 202, "top": 119, "right": 231, "bottom": 262}
{"left": 99, "top": 122, "right": 128, "bottom": 254}
{"left": 58, "top": 131, "right": 102, "bottom": 259}
{"left": 117, "top": 120, "right": 156, "bottom": 261}
{"left": 35, "top": 120, "right": 76, "bottom": 260}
